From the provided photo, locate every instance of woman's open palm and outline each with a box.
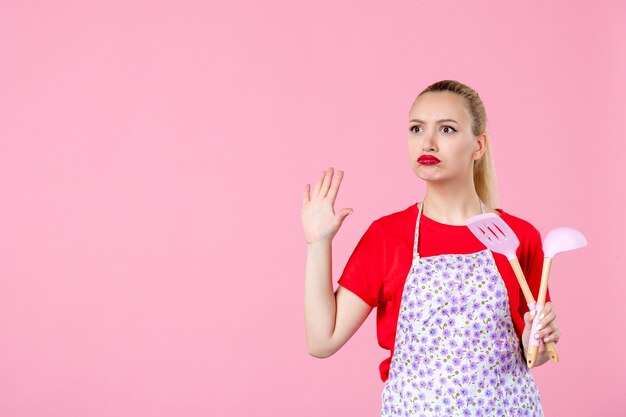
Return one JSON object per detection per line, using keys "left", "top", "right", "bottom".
{"left": 302, "top": 167, "right": 353, "bottom": 245}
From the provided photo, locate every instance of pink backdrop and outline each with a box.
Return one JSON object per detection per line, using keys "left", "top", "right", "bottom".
{"left": 1, "top": 1, "right": 624, "bottom": 416}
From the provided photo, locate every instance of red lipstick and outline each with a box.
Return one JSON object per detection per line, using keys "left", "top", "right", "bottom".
{"left": 418, "top": 155, "right": 441, "bottom": 165}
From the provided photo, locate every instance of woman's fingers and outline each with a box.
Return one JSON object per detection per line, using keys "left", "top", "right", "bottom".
{"left": 537, "top": 301, "right": 554, "bottom": 319}
{"left": 524, "top": 310, "right": 534, "bottom": 325}
{"left": 312, "top": 169, "right": 327, "bottom": 197}
{"left": 306, "top": 167, "right": 346, "bottom": 211}
{"left": 538, "top": 322, "right": 561, "bottom": 343}
{"left": 326, "top": 169, "right": 344, "bottom": 206}
{"left": 531, "top": 301, "right": 560, "bottom": 343}
{"left": 303, "top": 184, "right": 311, "bottom": 205}
{"left": 534, "top": 310, "right": 555, "bottom": 336}
{"left": 320, "top": 167, "right": 333, "bottom": 197}
{"left": 537, "top": 309, "right": 555, "bottom": 329}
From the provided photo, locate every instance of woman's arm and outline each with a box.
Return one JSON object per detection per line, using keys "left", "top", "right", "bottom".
{"left": 302, "top": 168, "right": 373, "bottom": 357}
{"left": 304, "top": 240, "right": 372, "bottom": 357}
{"left": 304, "top": 240, "right": 336, "bottom": 357}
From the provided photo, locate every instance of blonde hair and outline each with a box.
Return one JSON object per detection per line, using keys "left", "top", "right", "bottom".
{"left": 414, "top": 80, "right": 499, "bottom": 208}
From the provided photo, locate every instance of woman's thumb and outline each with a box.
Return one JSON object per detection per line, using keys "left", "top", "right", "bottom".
{"left": 338, "top": 208, "right": 354, "bottom": 222}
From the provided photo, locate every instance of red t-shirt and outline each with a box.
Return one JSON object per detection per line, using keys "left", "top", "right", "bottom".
{"left": 337, "top": 202, "right": 551, "bottom": 382}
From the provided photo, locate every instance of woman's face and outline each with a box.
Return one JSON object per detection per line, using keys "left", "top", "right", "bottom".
{"left": 407, "top": 91, "right": 485, "bottom": 184}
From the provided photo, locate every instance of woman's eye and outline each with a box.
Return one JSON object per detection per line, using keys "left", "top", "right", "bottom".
{"left": 410, "top": 125, "right": 456, "bottom": 133}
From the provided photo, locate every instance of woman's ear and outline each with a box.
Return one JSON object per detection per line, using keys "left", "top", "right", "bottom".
{"left": 473, "top": 133, "right": 487, "bottom": 160}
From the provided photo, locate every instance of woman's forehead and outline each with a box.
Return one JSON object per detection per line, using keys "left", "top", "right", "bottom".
{"left": 409, "top": 91, "right": 470, "bottom": 123}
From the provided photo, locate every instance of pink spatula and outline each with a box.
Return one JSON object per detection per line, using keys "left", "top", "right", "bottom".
{"left": 465, "top": 212, "right": 558, "bottom": 366}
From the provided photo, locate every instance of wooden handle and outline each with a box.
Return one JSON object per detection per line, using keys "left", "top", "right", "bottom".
{"left": 537, "top": 258, "right": 559, "bottom": 364}
{"left": 545, "top": 341, "right": 559, "bottom": 363}
{"left": 527, "top": 341, "right": 559, "bottom": 368}
{"left": 527, "top": 344, "right": 540, "bottom": 368}
{"left": 510, "top": 258, "right": 559, "bottom": 367}
{"left": 509, "top": 258, "right": 535, "bottom": 305}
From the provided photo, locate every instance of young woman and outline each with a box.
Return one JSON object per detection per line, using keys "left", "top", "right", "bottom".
{"left": 302, "top": 80, "right": 561, "bottom": 416}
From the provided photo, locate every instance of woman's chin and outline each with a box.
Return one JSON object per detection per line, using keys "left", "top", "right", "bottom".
{"left": 413, "top": 168, "right": 445, "bottom": 182}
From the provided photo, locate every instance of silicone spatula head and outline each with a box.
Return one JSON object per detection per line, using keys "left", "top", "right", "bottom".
{"left": 466, "top": 213, "right": 520, "bottom": 260}
{"left": 543, "top": 226, "right": 588, "bottom": 258}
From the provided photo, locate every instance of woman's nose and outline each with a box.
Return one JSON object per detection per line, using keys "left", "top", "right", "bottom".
{"left": 422, "top": 134, "right": 437, "bottom": 151}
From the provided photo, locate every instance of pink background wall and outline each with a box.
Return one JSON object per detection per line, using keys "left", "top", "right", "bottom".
{"left": 1, "top": 1, "right": 624, "bottom": 416}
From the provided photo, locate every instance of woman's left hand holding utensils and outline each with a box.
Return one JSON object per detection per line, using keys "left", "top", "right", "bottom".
{"left": 522, "top": 301, "right": 561, "bottom": 366}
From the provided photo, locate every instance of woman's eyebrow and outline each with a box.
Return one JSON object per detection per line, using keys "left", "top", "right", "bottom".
{"left": 409, "top": 118, "right": 460, "bottom": 124}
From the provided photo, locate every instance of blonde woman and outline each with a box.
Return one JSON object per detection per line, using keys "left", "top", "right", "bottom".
{"left": 302, "top": 80, "right": 561, "bottom": 416}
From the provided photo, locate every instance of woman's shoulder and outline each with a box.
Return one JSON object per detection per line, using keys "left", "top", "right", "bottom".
{"left": 365, "top": 202, "right": 542, "bottom": 243}
{"left": 361, "top": 203, "right": 417, "bottom": 238}
{"left": 371, "top": 202, "right": 417, "bottom": 226}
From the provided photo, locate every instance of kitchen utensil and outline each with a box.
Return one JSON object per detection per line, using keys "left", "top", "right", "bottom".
{"left": 465, "top": 212, "right": 559, "bottom": 366}
{"left": 526, "top": 226, "right": 588, "bottom": 367}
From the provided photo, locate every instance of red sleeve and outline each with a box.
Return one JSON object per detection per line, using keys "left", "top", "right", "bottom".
{"left": 518, "top": 224, "right": 551, "bottom": 319}
{"left": 337, "top": 221, "right": 384, "bottom": 308}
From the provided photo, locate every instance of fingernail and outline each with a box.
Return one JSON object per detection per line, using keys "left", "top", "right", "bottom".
{"left": 544, "top": 337, "right": 549, "bottom": 342}
{"left": 539, "top": 314, "right": 544, "bottom": 320}
{"left": 536, "top": 323, "right": 542, "bottom": 330}
{"left": 534, "top": 333, "right": 539, "bottom": 339}
{"left": 530, "top": 310, "right": 535, "bottom": 317}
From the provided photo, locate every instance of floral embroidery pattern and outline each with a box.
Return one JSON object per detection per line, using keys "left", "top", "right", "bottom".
{"left": 381, "top": 250, "right": 544, "bottom": 417}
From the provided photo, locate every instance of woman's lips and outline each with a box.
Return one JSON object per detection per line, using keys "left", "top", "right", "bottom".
{"left": 418, "top": 155, "right": 441, "bottom": 165}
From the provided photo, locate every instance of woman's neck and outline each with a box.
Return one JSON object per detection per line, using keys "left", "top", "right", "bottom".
{"left": 421, "top": 181, "right": 484, "bottom": 225}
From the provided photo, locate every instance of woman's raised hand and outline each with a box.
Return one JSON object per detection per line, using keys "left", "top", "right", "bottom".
{"left": 302, "top": 167, "right": 354, "bottom": 245}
